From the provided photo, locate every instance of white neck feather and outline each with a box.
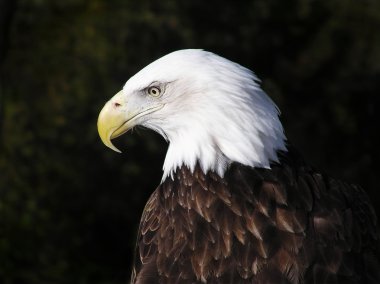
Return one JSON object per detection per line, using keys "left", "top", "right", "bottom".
{"left": 127, "top": 50, "right": 288, "bottom": 182}
{"left": 160, "top": 62, "right": 287, "bottom": 181}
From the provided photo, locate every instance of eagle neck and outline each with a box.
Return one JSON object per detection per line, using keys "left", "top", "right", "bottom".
{"left": 161, "top": 111, "right": 287, "bottom": 182}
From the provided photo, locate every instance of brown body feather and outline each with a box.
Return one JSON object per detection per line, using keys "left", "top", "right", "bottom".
{"left": 131, "top": 149, "right": 380, "bottom": 283}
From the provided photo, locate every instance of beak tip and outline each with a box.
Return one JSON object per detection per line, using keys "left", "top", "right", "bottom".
{"left": 106, "top": 142, "right": 122, "bottom": 153}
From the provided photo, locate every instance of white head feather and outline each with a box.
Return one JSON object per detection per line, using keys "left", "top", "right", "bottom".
{"left": 122, "top": 49, "right": 287, "bottom": 181}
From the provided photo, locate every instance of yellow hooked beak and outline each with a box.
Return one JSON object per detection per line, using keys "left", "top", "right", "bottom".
{"left": 97, "top": 90, "right": 164, "bottom": 153}
{"left": 97, "top": 91, "right": 129, "bottom": 153}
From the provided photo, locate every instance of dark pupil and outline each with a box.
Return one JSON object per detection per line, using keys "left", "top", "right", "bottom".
{"left": 151, "top": 88, "right": 157, "bottom": 95}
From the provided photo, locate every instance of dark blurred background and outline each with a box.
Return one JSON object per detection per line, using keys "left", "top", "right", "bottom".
{"left": 0, "top": 0, "right": 379, "bottom": 283}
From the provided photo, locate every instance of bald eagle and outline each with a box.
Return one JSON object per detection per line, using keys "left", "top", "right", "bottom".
{"left": 97, "top": 50, "right": 379, "bottom": 283}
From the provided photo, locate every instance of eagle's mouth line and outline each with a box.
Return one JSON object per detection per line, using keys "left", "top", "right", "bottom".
{"left": 111, "top": 104, "right": 165, "bottom": 139}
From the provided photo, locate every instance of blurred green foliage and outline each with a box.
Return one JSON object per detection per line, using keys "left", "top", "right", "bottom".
{"left": 0, "top": 0, "right": 379, "bottom": 283}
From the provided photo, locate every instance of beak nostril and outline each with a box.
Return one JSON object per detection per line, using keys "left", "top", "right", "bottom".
{"left": 114, "top": 102, "right": 121, "bottom": 108}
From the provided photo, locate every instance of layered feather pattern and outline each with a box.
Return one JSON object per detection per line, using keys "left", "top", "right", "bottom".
{"left": 131, "top": 149, "right": 380, "bottom": 283}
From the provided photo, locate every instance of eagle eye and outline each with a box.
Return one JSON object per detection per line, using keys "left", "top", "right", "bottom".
{"left": 147, "top": 86, "right": 161, "bottom": 97}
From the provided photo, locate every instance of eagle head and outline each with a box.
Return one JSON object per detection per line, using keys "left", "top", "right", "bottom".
{"left": 97, "top": 49, "right": 287, "bottom": 179}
